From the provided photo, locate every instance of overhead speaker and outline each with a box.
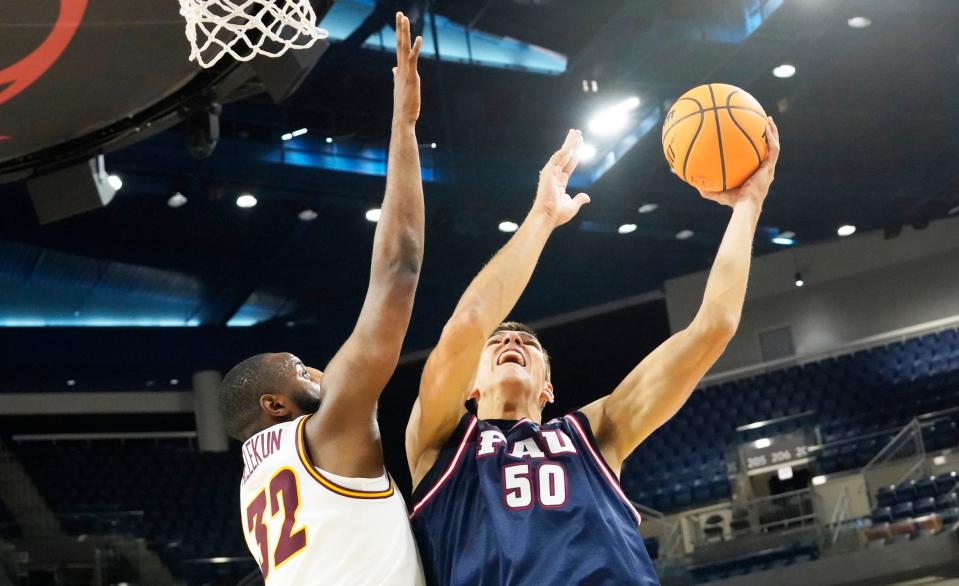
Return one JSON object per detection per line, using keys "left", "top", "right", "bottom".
{"left": 249, "top": 39, "right": 330, "bottom": 104}
{"left": 27, "top": 155, "right": 117, "bottom": 224}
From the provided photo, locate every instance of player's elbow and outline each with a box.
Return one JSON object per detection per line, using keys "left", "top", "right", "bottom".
{"left": 693, "top": 311, "right": 739, "bottom": 346}
{"left": 443, "top": 306, "right": 485, "bottom": 342}
{"left": 376, "top": 227, "right": 423, "bottom": 278}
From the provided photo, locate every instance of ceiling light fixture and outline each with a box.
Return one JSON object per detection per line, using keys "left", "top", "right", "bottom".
{"left": 236, "top": 194, "right": 258, "bottom": 208}
{"left": 587, "top": 96, "right": 641, "bottom": 136}
{"left": 167, "top": 192, "right": 188, "bottom": 208}
{"left": 298, "top": 208, "right": 318, "bottom": 221}
{"left": 676, "top": 229, "right": 694, "bottom": 240}
{"left": 638, "top": 203, "right": 658, "bottom": 214}
{"left": 837, "top": 224, "right": 856, "bottom": 237}
{"left": 847, "top": 16, "right": 871, "bottom": 28}
{"left": 618, "top": 223, "right": 637, "bottom": 234}
{"left": 772, "top": 64, "right": 796, "bottom": 79}
{"left": 107, "top": 174, "right": 123, "bottom": 190}
{"left": 579, "top": 143, "right": 598, "bottom": 162}
{"left": 498, "top": 221, "right": 519, "bottom": 233}
{"left": 365, "top": 208, "right": 381, "bottom": 222}
{"left": 795, "top": 272, "right": 804, "bottom": 287}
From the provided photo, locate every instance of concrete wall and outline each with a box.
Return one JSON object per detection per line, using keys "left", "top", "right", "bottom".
{"left": 665, "top": 216, "right": 959, "bottom": 372}
{"left": 0, "top": 391, "right": 193, "bottom": 414}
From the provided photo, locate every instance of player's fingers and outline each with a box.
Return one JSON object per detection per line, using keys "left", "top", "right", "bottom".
{"left": 410, "top": 36, "right": 423, "bottom": 66}
{"left": 549, "top": 130, "right": 580, "bottom": 169}
{"left": 563, "top": 146, "right": 582, "bottom": 176}
{"left": 396, "top": 12, "right": 409, "bottom": 54}
{"left": 571, "top": 192, "right": 591, "bottom": 210}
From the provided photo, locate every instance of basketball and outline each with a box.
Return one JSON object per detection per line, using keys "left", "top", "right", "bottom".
{"left": 662, "top": 83, "right": 768, "bottom": 192}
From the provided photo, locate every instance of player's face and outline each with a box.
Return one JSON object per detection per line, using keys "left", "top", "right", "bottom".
{"left": 473, "top": 330, "right": 548, "bottom": 399}
{"left": 283, "top": 354, "right": 323, "bottom": 416}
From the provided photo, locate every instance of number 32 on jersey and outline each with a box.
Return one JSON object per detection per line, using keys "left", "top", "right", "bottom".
{"left": 245, "top": 467, "right": 308, "bottom": 578}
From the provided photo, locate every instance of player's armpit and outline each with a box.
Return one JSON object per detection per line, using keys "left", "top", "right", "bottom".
{"left": 406, "top": 312, "right": 483, "bottom": 485}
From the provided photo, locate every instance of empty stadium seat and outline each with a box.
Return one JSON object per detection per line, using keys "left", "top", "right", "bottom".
{"left": 620, "top": 328, "right": 959, "bottom": 515}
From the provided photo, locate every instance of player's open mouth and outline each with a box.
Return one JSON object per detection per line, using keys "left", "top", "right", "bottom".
{"left": 496, "top": 349, "right": 526, "bottom": 367}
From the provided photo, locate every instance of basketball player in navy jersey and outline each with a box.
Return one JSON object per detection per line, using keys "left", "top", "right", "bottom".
{"left": 407, "top": 119, "right": 780, "bottom": 584}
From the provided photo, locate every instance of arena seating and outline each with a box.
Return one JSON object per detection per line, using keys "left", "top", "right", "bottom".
{"left": 870, "top": 471, "right": 959, "bottom": 526}
{"left": 0, "top": 498, "right": 20, "bottom": 541}
{"left": 623, "top": 327, "right": 959, "bottom": 511}
{"left": 12, "top": 439, "right": 254, "bottom": 583}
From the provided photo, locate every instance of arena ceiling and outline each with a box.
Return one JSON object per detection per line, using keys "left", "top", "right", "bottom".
{"left": 0, "top": 0, "right": 958, "bottom": 359}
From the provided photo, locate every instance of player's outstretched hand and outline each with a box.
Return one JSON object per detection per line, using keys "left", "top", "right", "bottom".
{"left": 698, "top": 116, "right": 780, "bottom": 208}
{"left": 393, "top": 12, "right": 422, "bottom": 125}
{"left": 533, "top": 129, "right": 591, "bottom": 227}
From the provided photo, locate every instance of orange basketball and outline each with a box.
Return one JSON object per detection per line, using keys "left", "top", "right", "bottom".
{"left": 662, "top": 83, "right": 768, "bottom": 192}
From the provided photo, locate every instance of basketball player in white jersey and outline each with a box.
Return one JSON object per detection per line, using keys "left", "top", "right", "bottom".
{"left": 406, "top": 120, "right": 780, "bottom": 584}
{"left": 220, "top": 13, "right": 425, "bottom": 585}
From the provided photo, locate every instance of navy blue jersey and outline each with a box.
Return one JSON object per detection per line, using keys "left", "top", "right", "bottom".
{"left": 410, "top": 412, "right": 659, "bottom": 585}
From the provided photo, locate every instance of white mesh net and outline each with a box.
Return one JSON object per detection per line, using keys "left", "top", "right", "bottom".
{"left": 179, "top": 0, "right": 329, "bottom": 69}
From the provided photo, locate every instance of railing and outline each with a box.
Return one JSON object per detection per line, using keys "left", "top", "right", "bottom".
{"left": 685, "top": 488, "right": 821, "bottom": 548}
{"left": 632, "top": 502, "right": 685, "bottom": 559}
{"left": 11, "top": 431, "right": 197, "bottom": 443}
{"left": 862, "top": 419, "right": 929, "bottom": 508}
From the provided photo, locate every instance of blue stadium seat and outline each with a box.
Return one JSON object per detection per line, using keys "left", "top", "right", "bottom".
{"left": 936, "top": 472, "right": 958, "bottom": 494}
{"left": 870, "top": 506, "right": 892, "bottom": 524}
{"left": 914, "top": 497, "right": 936, "bottom": 516}
{"left": 915, "top": 477, "right": 938, "bottom": 499}
{"left": 891, "top": 501, "right": 914, "bottom": 520}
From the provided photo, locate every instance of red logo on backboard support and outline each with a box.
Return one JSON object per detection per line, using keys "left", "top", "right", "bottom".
{"left": 0, "top": 0, "right": 89, "bottom": 141}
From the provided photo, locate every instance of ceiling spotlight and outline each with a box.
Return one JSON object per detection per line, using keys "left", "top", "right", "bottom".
{"left": 498, "top": 221, "right": 519, "bottom": 233}
{"left": 847, "top": 16, "right": 871, "bottom": 28}
{"left": 779, "top": 231, "right": 796, "bottom": 239}
{"left": 754, "top": 438, "right": 771, "bottom": 449}
{"left": 772, "top": 236, "right": 795, "bottom": 246}
{"left": 772, "top": 64, "right": 796, "bottom": 79}
{"left": 948, "top": 205, "right": 959, "bottom": 216}
{"left": 837, "top": 224, "right": 856, "bottom": 237}
{"left": 107, "top": 174, "right": 123, "bottom": 190}
{"left": 638, "top": 203, "right": 658, "bottom": 214}
{"left": 579, "top": 143, "right": 598, "bottom": 162}
{"left": 236, "top": 194, "right": 258, "bottom": 208}
{"left": 325, "top": 137, "right": 334, "bottom": 144}
{"left": 285, "top": 321, "right": 295, "bottom": 328}
{"left": 170, "top": 379, "right": 179, "bottom": 385}
{"left": 587, "top": 96, "right": 641, "bottom": 136}
{"left": 795, "top": 272, "right": 804, "bottom": 287}
{"left": 291, "top": 128, "right": 308, "bottom": 138}
{"left": 430, "top": 142, "right": 437, "bottom": 149}
{"left": 812, "top": 475, "right": 827, "bottom": 486}
{"left": 66, "top": 379, "right": 76, "bottom": 387}
{"left": 618, "top": 223, "right": 637, "bottom": 234}
{"left": 676, "top": 229, "right": 694, "bottom": 240}
{"left": 365, "top": 208, "right": 381, "bottom": 222}
{"left": 167, "top": 192, "right": 188, "bottom": 208}
{"left": 281, "top": 132, "right": 293, "bottom": 141}
{"left": 298, "top": 208, "right": 318, "bottom": 221}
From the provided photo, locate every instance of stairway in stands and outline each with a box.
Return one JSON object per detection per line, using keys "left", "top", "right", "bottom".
{"left": 0, "top": 437, "right": 177, "bottom": 585}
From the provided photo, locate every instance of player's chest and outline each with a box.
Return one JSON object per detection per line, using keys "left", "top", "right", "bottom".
{"left": 467, "top": 427, "right": 585, "bottom": 511}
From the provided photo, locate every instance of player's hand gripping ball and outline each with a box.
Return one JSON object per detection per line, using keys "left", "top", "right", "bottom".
{"left": 662, "top": 83, "right": 768, "bottom": 192}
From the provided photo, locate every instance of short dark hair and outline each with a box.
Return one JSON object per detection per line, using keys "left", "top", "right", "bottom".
{"left": 493, "top": 321, "right": 551, "bottom": 382}
{"left": 219, "top": 353, "right": 289, "bottom": 441}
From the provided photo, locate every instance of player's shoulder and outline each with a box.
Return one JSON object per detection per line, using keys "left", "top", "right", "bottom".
{"left": 240, "top": 416, "right": 306, "bottom": 485}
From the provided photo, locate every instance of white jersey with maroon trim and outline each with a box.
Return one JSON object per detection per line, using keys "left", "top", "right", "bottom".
{"left": 239, "top": 415, "right": 425, "bottom": 585}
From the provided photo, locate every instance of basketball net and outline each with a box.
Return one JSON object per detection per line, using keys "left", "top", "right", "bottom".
{"left": 178, "top": 0, "right": 329, "bottom": 69}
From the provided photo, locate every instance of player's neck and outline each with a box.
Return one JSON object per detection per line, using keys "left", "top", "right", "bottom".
{"left": 475, "top": 394, "right": 541, "bottom": 424}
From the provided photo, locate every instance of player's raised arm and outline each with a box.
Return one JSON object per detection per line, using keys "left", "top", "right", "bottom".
{"left": 305, "top": 13, "right": 424, "bottom": 475}
{"left": 406, "top": 130, "right": 590, "bottom": 483}
{"left": 582, "top": 117, "right": 781, "bottom": 473}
